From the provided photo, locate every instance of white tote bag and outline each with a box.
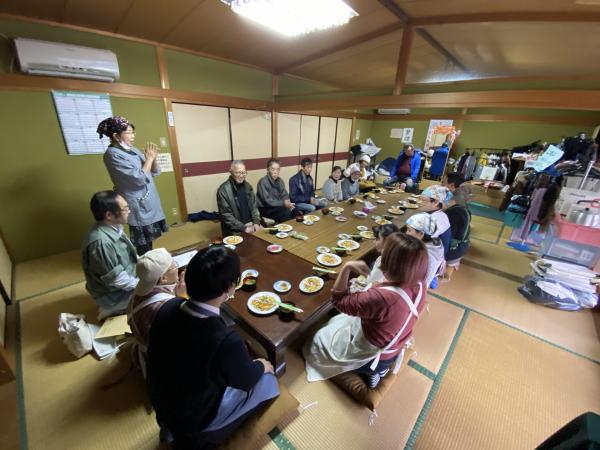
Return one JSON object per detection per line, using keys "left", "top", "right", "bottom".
{"left": 58, "top": 313, "right": 93, "bottom": 358}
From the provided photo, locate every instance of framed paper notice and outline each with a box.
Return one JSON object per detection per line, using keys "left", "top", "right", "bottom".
{"left": 52, "top": 91, "right": 113, "bottom": 155}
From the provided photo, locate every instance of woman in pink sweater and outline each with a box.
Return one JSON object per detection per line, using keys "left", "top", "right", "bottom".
{"left": 304, "top": 233, "right": 428, "bottom": 388}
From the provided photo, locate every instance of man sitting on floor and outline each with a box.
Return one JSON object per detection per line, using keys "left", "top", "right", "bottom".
{"left": 216, "top": 160, "right": 263, "bottom": 236}
{"left": 81, "top": 190, "right": 138, "bottom": 320}
{"left": 289, "top": 157, "right": 326, "bottom": 213}
{"left": 127, "top": 248, "right": 186, "bottom": 377}
{"left": 257, "top": 158, "right": 300, "bottom": 223}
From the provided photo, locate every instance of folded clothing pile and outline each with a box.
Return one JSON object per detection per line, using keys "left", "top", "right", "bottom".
{"left": 518, "top": 258, "right": 599, "bottom": 311}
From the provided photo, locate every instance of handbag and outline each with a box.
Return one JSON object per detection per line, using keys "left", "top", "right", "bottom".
{"left": 58, "top": 313, "right": 93, "bottom": 358}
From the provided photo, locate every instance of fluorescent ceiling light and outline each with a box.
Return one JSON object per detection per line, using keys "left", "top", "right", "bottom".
{"left": 221, "top": 0, "right": 359, "bottom": 37}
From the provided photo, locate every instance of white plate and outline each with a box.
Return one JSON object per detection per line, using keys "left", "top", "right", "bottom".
{"left": 276, "top": 232, "right": 289, "bottom": 239}
{"left": 267, "top": 244, "right": 283, "bottom": 253}
{"left": 317, "top": 253, "right": 342, "bottom": 267}
{"left": 375, "top": 219, "right": 392, "bottom": 225}
{"left": 387, "top": 208, "right": 404, "bottom": 215}
{"left": 337, "top": 239, "right": 360, "bottom": 251}
{"left": 223, "top": 235, "right": 243, "bottom": 245}
{"left": 338, "top": 233, "right": 351, "bottom": 240}
{"left": 329, "top": 207, "right": 344, "bottom": 214}
{"left": 376, "top": 200, "right": 386, "bottom": 204}
{"left": 273, "top": 280, "right": 292, "bottom": 293}
{"left": 330, "top": 211, "right": 342, "bottom": 216}
{"left": 247, "top": 291, "right": 280, "bottom": 315}
{"left": 356, "top": 225, "right": 368, "bottom": 231}
{"left": 299, "top": 276, "right": 325, "bottom": 294}
{"left": 353, "top": 211, "right": 368, "bottom": 218}
{"left": 275, "top": 224, "right": 293, "bottom": 232}
{"left": 335, "top": 216, "right": 348, "bottom": 222}
{"left": 316, "top": 246, "right": 331, "bottom": 254}
{"left": 359, "top": 230, "right": 375, "bottom": 240}
{"left": 304, "top": 214, "right": 320, "bottom": 222}
{"left": 224, "top": 244, "right": 236, "bottom": 250}
{"left": 303, "top": 220, "right": 314, "bottom": 226}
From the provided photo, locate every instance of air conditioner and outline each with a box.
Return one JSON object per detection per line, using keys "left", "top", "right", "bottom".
{"left": 377, "top": 108, "right": 411, "bottom": 115}
{"left": 14, "top": 37, "right": 120, "bottom": 82}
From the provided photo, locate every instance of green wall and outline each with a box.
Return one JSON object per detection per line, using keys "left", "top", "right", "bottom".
{"left": 352, "top": 119, "right": 373, "bottom": 145}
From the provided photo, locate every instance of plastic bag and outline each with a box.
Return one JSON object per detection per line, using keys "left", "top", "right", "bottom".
{"left": 58, "top": 313, "right": 93, "bottom": 358}
{"left": 518, "top": 275, "right": 598, "bottom": 311}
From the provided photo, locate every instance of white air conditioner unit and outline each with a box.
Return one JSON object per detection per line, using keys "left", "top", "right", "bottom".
{"left": 377, "top": 108, "right": 411, "bottom": 115}
{"left": 14, "top": 37, "right": 120, "bottom": 82}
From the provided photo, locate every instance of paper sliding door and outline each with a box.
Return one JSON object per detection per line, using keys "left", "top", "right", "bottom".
{"left": 334, "top": 118, "right": 353, "bottom": 171}
{"left": 277, "top": 113, "right": 301, "bottom": 186}
{"left": 316, "top": 116, "right": 337, "bottom": 190}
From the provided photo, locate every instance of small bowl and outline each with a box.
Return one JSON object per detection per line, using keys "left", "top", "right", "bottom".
{"left": 383, "top": 215, "right": 394, "bottom": 221}
{"left": 242, "top": 276, "right": 257, "bottom": 292}
{"left": 334, "top": 247, "right": 348, "bottom": 256}
{"left": 278, "top": 301, "right": 297, "bottom": 322}
{"left": 350, "top": 235, "right": 363, "bottom": 242}
{"left": 348, "top": 198, "right": 356, "bottom": 204}
{"left": 303, "top": 220, "right": 314, "bottom": 226}
{"left": 321, "top": 208, "right": 330, "bottom": 215}
{"left": 268, "top": 228, "right": 278, "bottom": 235}
{"left": 295, "top": 215, "right": 305, "bottom": 222}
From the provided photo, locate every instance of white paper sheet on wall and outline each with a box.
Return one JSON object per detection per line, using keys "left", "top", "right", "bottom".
{"left": 402, "top": 128, "right": 414, "bottom": 143}
{"left": 156, "top": 153, "right": 174, "bottom": 172}
{"left": 390, "top": 128, "right": 404, "bottom": 139}
{"left": 52, "top": 91, "right": 113, "bottom": 155}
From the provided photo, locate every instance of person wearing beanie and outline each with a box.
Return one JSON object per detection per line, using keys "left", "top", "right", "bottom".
{"left": 127, "top": 248, "right": 185, "bottom": 352}
{"left": 344, "top": 154, "right": 376, "bottom": 192}
{"left": 403, "top": 212, "right": 446, "bottom": 289}
{"left": 341, "top": 165, "right": 361, "bottom": 200}
{"left": 420, "top": 185, "right": 453, "bottom": 254}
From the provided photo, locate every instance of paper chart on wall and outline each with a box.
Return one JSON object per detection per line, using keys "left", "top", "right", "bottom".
{"left": 156, "top": 153, "right": 174, "bottom": 172}
{"left": 52, "top": 90, "right": 113, "bottom": 155}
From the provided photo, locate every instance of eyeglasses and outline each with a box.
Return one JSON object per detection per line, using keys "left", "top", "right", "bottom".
{"left": 232, "top": 171, "right": 247, "bottom": 176}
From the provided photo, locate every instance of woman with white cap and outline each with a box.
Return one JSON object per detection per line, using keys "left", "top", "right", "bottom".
{"left": 341, "top": 165, "right": 361, "bottom": 200}
{"left": 419, "top": 185, "right": 453, "bottom": 255}
{"left": 402, "top": 213, "right": 446, "bottom": 289}
{"left": 344, "top": 154, "right": 376, "bottom": 192}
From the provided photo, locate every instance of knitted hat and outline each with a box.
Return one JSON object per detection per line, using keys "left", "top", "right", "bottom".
{"left": 359, "top": 154, "right": 371, "bottom": 164}
{"left": 421, "top": 185, "right": 453, "bottom": 204}
{"left": 406, "top": 212, "right": 437, "bottom": 236}
{"left": 134, "top": 248, "right": 174, "bottom": 296}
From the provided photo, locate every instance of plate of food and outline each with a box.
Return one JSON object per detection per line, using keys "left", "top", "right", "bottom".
{"left": 375, "top": 219, "right": 392, "bottom": 225}
{"left": 223, "top": 235, "right": 243, "bottom": 245}
{"left": 371, "top": 215, "right": 382, "bottom": 221}
{"left": 359, "top": 230, "right": 375, "bottom": 240}
{"left": 299, "top": 276, "right": 325, "bottom": 294}
{"left": 317, "top": 252, "right": 342, "bottom": 267}
{"left": 376, "top": 199, "right": 386, "bottom": 204}
{"left": 303, "top": 220, "right": 314, "bottom": 226}
{"left": 276, "top": 232, "right": 289, "bottom": 239}
{"left": 329, "top": 206, "right": 344, "bottom": 214}
{"left": 267, "top": 244, "right": 283, "bottom": 254}
{"left": 404, "top": 204, "right": 419, "bottom": 209}
{"left": 316, "top": 246, "right": 331, "bottom": 254}
{"left": 275, "top": 224, "right": 293, "bottom": 232}
{"left": 335, "top": 216, "right": 348, "bottom": 222}
{"left": 273, "top": 280, "right": 291, "bottom": 293}
{"left": 304, "top": 214, "right": 320, "bottom": 222}
{"left": 388, "top": 207, "right": 404, "bottom": 215}
{"left": 356, "top": 225, "right": 369, "bottom": 231}
{"left": 247, "top": 291, "right": 280, "bottom": 315}
{"left": 353, "top": 211, "right": 368, "bottom": 219}
{"left": 338, "top": 233, "right": 351, "bottom": 240}
{"left": 337, "top": 239, "right": 360, "bottom": 250}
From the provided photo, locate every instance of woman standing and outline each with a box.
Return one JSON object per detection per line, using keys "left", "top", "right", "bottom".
{"left": 97, "top": 116, "right": 167, "bottom": 255}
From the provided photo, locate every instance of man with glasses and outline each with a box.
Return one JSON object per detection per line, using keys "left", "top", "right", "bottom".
{"left": 82, "top": 190, "right": 139, "bottom": 319}
{"left": 216, "top": 160, "right": 263, "bottom": 236}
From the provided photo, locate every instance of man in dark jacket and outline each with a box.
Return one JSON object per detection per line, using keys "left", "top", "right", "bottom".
{"left": 289, "top": 158, "right": 325, "bottom": 213}
{"left": 216, "top": 160, "right": 262, "bottom": 236}
{"left": 383, "top": 144, "right": 422, "bottom": 191}
{"left": 256, "top": 158, "right": 300, "bottom": 223}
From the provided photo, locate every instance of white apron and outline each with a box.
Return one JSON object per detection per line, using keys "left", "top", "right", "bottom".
{"left": 304, "top": 283, "right": 423, "bottom": 382}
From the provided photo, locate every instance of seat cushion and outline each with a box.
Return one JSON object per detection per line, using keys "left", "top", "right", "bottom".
{"left": 330, "top": 370, "right": 398, "bottom": 411}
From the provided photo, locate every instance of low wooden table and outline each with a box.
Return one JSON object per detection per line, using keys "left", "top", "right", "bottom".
{"left": 221, "top": 233, "right": 336, "bottom": 376}
{"left": 254, "top": 191, "right": 422, "bottom": 264}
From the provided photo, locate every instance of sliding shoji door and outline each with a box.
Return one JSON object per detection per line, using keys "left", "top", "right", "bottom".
{"left": 334, "top": 118, "right": 353, "bottom": 170}
{"left": 276, "top": 113, "right": 301, "bottom": 184}
{"left": 316, "top": 116, "right": 337, "bottom": 189}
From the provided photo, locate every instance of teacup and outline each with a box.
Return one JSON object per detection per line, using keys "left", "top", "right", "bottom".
{"left": 334, "top": 247, "right": 348, "bottom": 256}
{"left": 242, "top": 276, "right": 257, "bottom": 292}
{"left": 278, "top": 301, "right": 297, "bottom": 322}
{"left": 348, "top": 198, "right": 356, "bottom": 204}
{"left": 295, "top": 215, "right": 305, "bottom": 222}
{"left": 321, "top": 207, "right": 330, "bottom": 215}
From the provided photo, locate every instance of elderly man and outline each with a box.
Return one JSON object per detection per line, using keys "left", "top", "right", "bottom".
{"left": 256, "top": 158, "right": 300, "bottom": 223}
{"left": 344, "top": 154, "right": 376, "bottom": 192}
{"left": 82, "top": 190, "right": 138, "bottom": 320}
{"left": 289, "top": 158, "right": 325, "bottom": 214}
{"left": 383, "top": 144, "right": 422, "bottom": 191}
{"left": 216, "top": 160, "right": 263, "bottom": 236}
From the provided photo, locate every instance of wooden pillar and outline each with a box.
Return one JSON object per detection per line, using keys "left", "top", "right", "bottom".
{"left": 393, "top": 25, "right": 414, "bottom": 95}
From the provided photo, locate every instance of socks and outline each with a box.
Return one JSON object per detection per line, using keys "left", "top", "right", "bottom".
{"left": 364, "top": 368, "right": 391, "bottom": 389}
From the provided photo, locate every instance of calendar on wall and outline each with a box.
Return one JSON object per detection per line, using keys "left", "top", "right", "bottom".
{"left": 52, "top": 91, "right": 113, "bottom": 155}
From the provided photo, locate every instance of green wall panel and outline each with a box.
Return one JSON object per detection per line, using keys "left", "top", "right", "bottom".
{"left": 352, "top": 119, "right": 372, "bottom": 145}
{"left": 0, "top": 91, "right": 179, "bottom": 262}
{"left": 166, "top": 49, "right": 272, "bottom": 101}
{"left": 0, "top": 17, "right": 160, "bottom": 87}
{"left": 278, "top": 75, "right": 337, "bottom": 96}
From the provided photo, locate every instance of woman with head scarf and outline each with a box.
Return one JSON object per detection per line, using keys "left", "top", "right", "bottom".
{"left": 341, "top": 165, "right": 361, "bottom": 200}
{"left": 97, "top": 116, "right": 167, "bottom": 255}
{"left": 344, "top": 154, "right": 376, "bottom": 192}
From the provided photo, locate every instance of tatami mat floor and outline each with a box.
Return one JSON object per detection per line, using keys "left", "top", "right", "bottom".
{"left": 5, "top": 214, "right": 600, "bottom": 449}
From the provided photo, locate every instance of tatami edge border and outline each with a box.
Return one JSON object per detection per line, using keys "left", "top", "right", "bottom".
{"left": 268, "top": 426, "right": 297, "bottom": 450}
{"left": 405, "top": 309, "right": 471, "bottom": 449}
{"left": 407, "top": 359, "right": 436, "bottom": 381}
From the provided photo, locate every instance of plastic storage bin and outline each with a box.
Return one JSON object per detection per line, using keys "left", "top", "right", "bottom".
{"left": 553, "top": 214, "right": 600, "bottom": 246}
{"left": 540, "top": 224, "right": 600, "bottom": 268}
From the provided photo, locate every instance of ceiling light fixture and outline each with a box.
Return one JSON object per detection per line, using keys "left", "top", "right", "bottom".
{"left": 220, "top": 0, "right": 359, "bottom": 37}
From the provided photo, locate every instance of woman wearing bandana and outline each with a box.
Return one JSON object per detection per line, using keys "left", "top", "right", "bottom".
{"left": 97, "top": 116, "right": 167, "bottom": 255}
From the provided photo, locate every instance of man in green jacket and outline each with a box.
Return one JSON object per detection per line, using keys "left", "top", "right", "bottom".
{"left": 216, "top": 161, "right": 263, "bottom": 237}
{"left": 82, "top": 190, "right": 138, "bottom": 319}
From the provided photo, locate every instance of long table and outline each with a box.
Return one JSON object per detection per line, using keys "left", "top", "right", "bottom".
{"left": 254, "top": 191, "right": 422, "bottom": 264}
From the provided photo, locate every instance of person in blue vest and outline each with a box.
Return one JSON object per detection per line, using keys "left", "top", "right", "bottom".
{"left": 383, "top": 144, "right": 422, "bottom": 192}
{"left": 289, "top": 158, "right": 326, "bottom": 213}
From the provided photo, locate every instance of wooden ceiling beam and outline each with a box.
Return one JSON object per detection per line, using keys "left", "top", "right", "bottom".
{"left": 274, "top": 23, "right": 402, "bottom": 74}
{"left": 393, "top": 24, "right": 414, "bottom": 95}
{"left": 412, "top": 11, "right": 600, "bottom": 26}
{"left": 274, "top": 90, "right": 600, "bottom": 111}
{"left": 370, "top": 114, "right": 599, "bottom": 126}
